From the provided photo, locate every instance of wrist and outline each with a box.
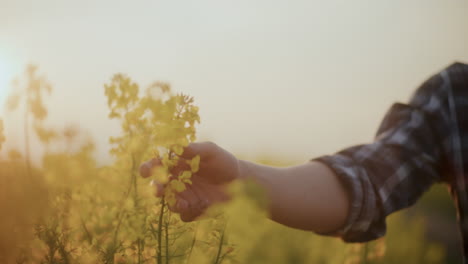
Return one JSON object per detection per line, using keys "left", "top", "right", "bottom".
{"left": 236, "top": 159, "right": 251, "bottom": 181}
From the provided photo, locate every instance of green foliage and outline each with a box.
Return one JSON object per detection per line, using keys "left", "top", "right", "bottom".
{"left": 0, "top": 66, "right": 448, "bottom": 264}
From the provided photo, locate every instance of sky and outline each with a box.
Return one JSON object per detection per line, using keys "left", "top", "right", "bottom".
{"left": 0, "top": 0, "right": 467, "bottom": 163}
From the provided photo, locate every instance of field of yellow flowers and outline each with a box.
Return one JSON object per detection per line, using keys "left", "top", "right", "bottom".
{"left": 0, "top": 66, "right": 446, "bottom": 264}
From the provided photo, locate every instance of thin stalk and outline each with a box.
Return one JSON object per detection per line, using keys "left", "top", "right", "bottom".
{"left": 132, "top": 168, "right": 138, "bottom": 207}
{"left": 218, "top": 251, "right": 230, "bottom": 264}
{"left": 108, "top": 110, "right": 139, "bottom": 263}
{"left": 108, "top": 209, "right": 127, "bottom": 264}
{"left": 213, "top": 224, "right": 227, "bottom": 264}
{"left": 124, "top": 105, "right": 138, "bottom": 208}
{"left": 113, "top": 212, "right": 125, "bottom": 243}
{"left": 46, "top": 237, "right": 56, "bottom": 264}
{"left": 23, "top": 106, "right": 32, "bottom": 178}
{"left": 157, "top": 197, "right": 165, "bottom": 264}
{"left": 185, "top": 223, "right": 199, "bottom": 264}
{"left": 57, "top": 240, "right": 70, "bottom": 264}
{"left": 80, "top": 217, "right": 93, "bottom": 244}
{"left": 137, "top": 238, "right": 142, "bottom": 264}
{"left": 165, "top": 212, "right": 170, "bottom": 264}
{"left": 361, "top": 243, "right": 369, "bottom": 264}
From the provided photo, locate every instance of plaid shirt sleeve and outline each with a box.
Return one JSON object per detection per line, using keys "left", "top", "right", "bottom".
{"left": 313, "top": 69, "right": 447, "bottom": 242}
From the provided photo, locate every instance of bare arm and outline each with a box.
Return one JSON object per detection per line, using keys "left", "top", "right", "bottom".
{"left": 238, "top": 160, "right": 349, "bottom": 234}
{"left": 140, "top": 142, "right": 350, "bottom": 234}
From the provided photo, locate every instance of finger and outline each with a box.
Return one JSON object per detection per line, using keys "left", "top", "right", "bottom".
{"left": 167, "top": 198, "right": 189, "bottom": 213}
{"left": 179, "top": 199, "right": 208, "bottom": 222}
{"left": 177, "top": 189, "right": 197, "bottom": 222}
{"left": 180, "top": 211, "right": 197, "bottom": 222}
{"left": 178, "top": 187, "right": 209, "bottom": 221}
{"left": 188, "top": 181, "right": 210, "bottom": 205}
{"left": 177, "top": 186, "right": 199, "bottom": 206}
{"left": 193, "top": 198, "right": 209, "bottom": 212}
{"left": 150, "top": 180, "right": 165, "bottom": 197}
{"left": 175, "top": 198, "right": 189, "bottom": 213}
{"left": 169, "top": 158, "right": 191, "bottom": 177}
{"left": 191, "top": 174, "right": 231, "bottom": 203}
{"left": 178, "top": 187, "right": 205, "bottom": 213}
{"left": 180, "top": 142, "right": 216, "bottom": 159}
{"left": 179, "top": 203, "right": 202, "bottom": 222}
{"left": 139, "top": 158, "right": 162, "bottom": 178}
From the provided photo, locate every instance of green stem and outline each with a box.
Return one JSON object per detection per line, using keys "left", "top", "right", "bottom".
{"left": 133, "top": 169, "right": 138, "bottom": 207}
{"left": 214, "top": 224, "right": 226, "bottom": 264}
{"left": 80, "top": 217, "right": 93, "bottom": 245}
{"left": 165, "top": 212, "right": 170, "bottom": 264}
{"left": 137, "top": 238, "right": 142, "bottom": 264}
{"left": 185, "top": 223, "right": 199, "bottom": 264}
{"left": 362, "top": 243, "right": 369, "bottom": 264}
{"left": 157, "top": 197, "right": 165, "bottom": 264}
{"left": 124, "top": 105, "right": 138, "bottom": 207}
{"left": 24, "top": 106, "right": 32, "bottom": 178}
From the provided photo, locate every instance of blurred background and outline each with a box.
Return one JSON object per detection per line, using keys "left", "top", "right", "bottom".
{"left": 1, "top": 0, "right": 467, "bottom": 162}
{"left": 0, "top": 0, "right": 467, "bottom": 263}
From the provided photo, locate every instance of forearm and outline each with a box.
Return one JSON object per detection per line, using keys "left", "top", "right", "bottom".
{"left": 238, "top": 160, "right": 350, "bottom": 234}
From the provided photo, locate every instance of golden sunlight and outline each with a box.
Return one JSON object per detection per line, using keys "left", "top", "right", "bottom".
{"left": 0, "top": 53, "right": 16, "bottom": 108}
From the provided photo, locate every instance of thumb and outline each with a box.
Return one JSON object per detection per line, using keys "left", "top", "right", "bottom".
{"left": 139, "top": 158, "right": 162, "bottom": 178}
{"left": 181, "top": 141, "right": 217, "bottom": 159}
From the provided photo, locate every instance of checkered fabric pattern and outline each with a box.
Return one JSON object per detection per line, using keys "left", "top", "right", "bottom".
{"left": 314, "top": 62, "right": 468, "bottom": 261}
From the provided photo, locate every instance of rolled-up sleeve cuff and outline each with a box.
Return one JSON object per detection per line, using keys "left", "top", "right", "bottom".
{"left": 312, "top": 154, "right": 383, "bottom": 242}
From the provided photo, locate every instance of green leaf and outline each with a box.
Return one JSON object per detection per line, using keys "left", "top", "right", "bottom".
{"left": 170, "top": 180, "right": 186, "bottom": 192}
{"left": 180, "top": 171, "right": 192, "bottom": 179}
{"left": 183, "top": 178, "right": 192, "bottom": 185}
{"left": 173, "top": 145, "right": 184, "bottom": 156}
{"left": 190, "top": 155, "right": 200, "bottom": 173}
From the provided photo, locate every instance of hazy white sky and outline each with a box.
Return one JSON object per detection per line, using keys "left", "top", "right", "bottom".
{"left": 1, "top": 0, "right": 467, "bottom": 162}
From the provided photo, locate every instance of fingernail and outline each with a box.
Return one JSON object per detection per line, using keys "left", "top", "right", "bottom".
{"left": 140, "top": 162, "right": 151, "bottom": 178}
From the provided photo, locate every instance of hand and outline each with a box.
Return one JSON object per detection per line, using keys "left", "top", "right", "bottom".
{"left": 139, "top": 142, "right": 240, "bottom": 222}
